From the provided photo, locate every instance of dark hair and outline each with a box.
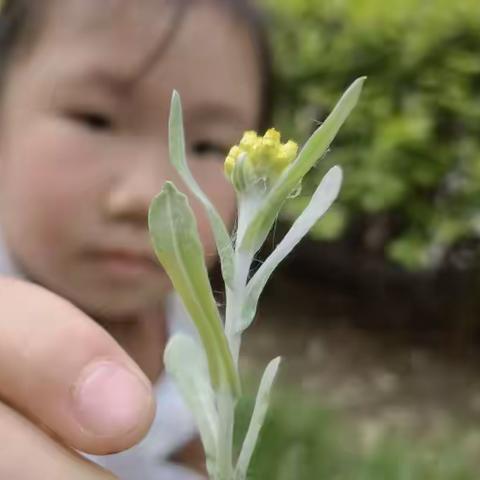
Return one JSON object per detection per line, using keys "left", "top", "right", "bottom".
{"left": 0, "top": 0, "right": 28, "bottom": 76}
{"left": 0, "top": 0, "right": 273, "bottom": 129}
{"left": 218, "top": 0, "right": 273, "bottom": 130}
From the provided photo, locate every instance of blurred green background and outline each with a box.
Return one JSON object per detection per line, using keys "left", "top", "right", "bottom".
{"left": 262, "top": 0, "right": 480, "bottom": 271}
{"left": 236, "top": 391, "right": 480, "bottom": 480}
{"left": 240, "top": 0, "right": 480, "bottom": 478}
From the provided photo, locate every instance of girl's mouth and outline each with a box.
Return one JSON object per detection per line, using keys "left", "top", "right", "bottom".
{"left": 87, "top": 249, "right": 160, "bottom": 278}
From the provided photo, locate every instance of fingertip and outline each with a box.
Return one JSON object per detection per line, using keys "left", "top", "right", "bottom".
{"left": 72, "top": 360, "right": 154, "bottom": 439}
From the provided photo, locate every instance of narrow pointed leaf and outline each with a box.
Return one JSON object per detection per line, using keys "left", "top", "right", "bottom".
{"left": 164, "top": 334, "right": 219, "bottom": 462}
{"left": 235, "top": 357, "right": 281, "bottom": 480}
{"left": 240, "top": 77, "right": 365, "bottom": 253}
{"left": 239, "top": 166, "right": 343, "bottom": 331}
{"left": 169, "top": 91, "right": 234, "bottom": 287}
{"left": 149, "top": 182, "right": 239, "bottom": 394}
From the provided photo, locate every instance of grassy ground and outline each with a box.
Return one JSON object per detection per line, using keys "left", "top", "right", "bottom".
{"left": 237, "top": 274, "right": 480, "bottom": 479}
{"left": 235, "top": 392, "right": 478, "bottom": 480}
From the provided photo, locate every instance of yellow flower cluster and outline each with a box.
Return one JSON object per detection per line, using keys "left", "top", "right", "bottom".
{"left": 224, "top": 129, "right": 298, "bottom": 189}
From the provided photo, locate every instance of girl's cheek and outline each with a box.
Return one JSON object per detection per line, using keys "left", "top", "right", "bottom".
{"left": 206, "top": 177, "right": 236, "bottom": 223}
{"left": 186, "top": 166, "right": 236, "bottom": 261}
{"left": 190, "top": 158, "right": 235, "bottom": 203}
{"left": 24, "top": 122, "right": 114, "bottom": 195}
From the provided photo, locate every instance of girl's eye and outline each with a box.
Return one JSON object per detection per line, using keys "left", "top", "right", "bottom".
{"left": 69, "top": 111, "right": 114, "bottom": 132}
{"left": 191, "top": 140, "right": 228, "bottom": 158}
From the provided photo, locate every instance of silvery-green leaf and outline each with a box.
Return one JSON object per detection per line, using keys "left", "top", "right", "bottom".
{"left": 240, "top": 77, "right": 365, "bottom": 253}
{"left": 164, "top": 334, "right": 218, "bottom": 463}
{"left": 239, "top": 166, "right": 343, "bottom": 331}
{"left": 235, "top": 357, "right": 281, "bottom": 480}
{"left": 169, "top": 91, "right": 235, "bottom": 287}
{"left": 149, "top": 182, "right": 239, "bottom": 394}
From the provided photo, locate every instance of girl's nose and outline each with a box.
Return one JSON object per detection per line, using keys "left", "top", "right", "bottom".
{"left": 104, "top": 150, "right": 173, "bottom": 225}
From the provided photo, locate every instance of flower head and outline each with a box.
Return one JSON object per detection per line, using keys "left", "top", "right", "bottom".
{"left": 224, "top": 128, "right": 298, "bottom": 192}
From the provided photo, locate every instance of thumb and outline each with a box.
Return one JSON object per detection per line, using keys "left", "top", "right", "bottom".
{"left": 0, "top": 278, "right": 156, "bottom": 455}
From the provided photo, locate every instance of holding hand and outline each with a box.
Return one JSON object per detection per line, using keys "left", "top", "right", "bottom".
{"left": 0, "top": 278, "right": 155, "bottom": 479}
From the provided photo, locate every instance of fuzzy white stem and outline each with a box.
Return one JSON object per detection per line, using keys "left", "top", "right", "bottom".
{"left": 214, "top": 194, "right": 257, "bottom": 480}
{"left": 214, "top": 391, "right": 235, "bottom": 480}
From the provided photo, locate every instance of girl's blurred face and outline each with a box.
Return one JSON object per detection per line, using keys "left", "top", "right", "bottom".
{"left": 0, "top": 0, "right": 261, "bottom": 320}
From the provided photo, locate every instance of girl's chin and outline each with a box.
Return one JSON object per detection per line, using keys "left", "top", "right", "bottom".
{"left": 69, "top": 288, "right": 168, "bottom": 323}
{"left": 29, "top": 264, "right": 170, "bottom": 321}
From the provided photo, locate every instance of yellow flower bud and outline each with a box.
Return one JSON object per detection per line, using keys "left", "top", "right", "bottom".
{"left": 263, "top": 128, "right": 281, "bottom": 143}
{"left": 224, "top": 128, "right": 298, "bottom": 191}
{"left": 224, "top": 155, "right": 236, "bottom": 178}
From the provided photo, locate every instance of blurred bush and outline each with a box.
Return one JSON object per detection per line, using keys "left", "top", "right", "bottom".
{"left": 262, "top": 0, "right": 480, "bottom": 271}
{"left": 235, "top": 391, "right": 478, "bottom": 479}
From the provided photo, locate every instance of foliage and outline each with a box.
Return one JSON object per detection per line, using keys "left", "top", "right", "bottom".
{"left": 235, "top": 390, "right": 478, "bottom": 480}
{"left": 263, "top": 0, "right": 480, "bottom": 270}
{"left": 149, "top": 83, "right": 363, "bottom": 479}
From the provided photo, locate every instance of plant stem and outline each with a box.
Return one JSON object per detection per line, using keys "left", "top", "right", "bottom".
{"left": 225, "top": 250, "right": 252, "bottom": 364}
{"left": 217, "top": 256, "right": 250, "bottom": 479}
{"left": 215, "top": 391, "right": 235, "bottom": 480}
{"left": 216, "top": 196, "right": 255, "bottom": 480}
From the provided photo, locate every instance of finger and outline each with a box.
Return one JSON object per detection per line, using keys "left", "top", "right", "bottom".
{"left": 0, "top": 400, "right": 117, "bottom": 480}
{"left": 0, "top": 278, "right": 155, "bottom": 455}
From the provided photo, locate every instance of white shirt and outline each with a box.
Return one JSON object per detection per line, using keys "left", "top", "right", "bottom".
{"left": 0, "top": 231, "right": 203, "bottom": 480}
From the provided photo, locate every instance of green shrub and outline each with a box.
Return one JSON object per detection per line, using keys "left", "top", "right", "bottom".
{"left": 263, "top": 0, "right": 480, "bottom": 270}
{"left": 235, "top": 391, "right": 478, "bottom": 479}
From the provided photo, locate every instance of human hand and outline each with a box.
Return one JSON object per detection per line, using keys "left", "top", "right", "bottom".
{"left": 0, "top": 278, "right": 155, "bottom": 479}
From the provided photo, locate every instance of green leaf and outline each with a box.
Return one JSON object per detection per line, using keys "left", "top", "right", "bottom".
{"left": 240, "top": 167, "right": 343, "bottom": 331}
{"left": 235, "top": 357, "right": 281, "bottom": 480}
{"left": 169, "top": 91, "right": 235, "bottom": 287}
{"left": 149, "top": 182, "right": 239, "bottom": 395}
{"left": 240, "top": 77, "right": 365, "bottom": 253}
{"left": 164, "top": 334, "right": 218, "bottom": 465}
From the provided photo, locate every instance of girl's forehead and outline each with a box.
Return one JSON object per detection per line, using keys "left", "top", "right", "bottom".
{"left": 37, "top": 0, "right": 250, "bottom": 85}
{"left": 47, "top": 0, "right": 173, "bottom": 31}
{"left": 42, "top": 0, "right": 179, "bottom": 66}
{"left": 27, "top": 0, "right": 260, "bottom": 128}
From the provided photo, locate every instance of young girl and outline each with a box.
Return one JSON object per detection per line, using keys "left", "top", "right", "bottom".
{"left": 0, "top": 0, "right": 270, "bottom": 478}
